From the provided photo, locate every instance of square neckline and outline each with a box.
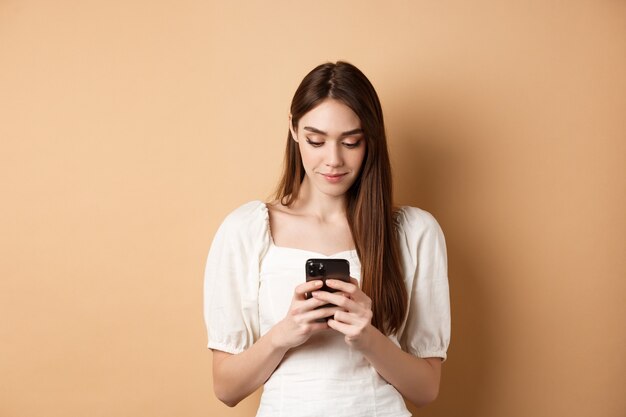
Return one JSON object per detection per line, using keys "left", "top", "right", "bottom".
{"left": 263, "top": 202, "right": 358, "bottom": 258}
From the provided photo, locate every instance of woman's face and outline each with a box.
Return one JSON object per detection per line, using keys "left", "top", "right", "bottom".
{"left": 291, "top": 98, "right": 367, "bottom": 199}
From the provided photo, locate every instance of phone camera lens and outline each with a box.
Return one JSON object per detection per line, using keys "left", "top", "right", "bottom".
{"left": 307, "top": 261, "right": 326, "bottom": 277}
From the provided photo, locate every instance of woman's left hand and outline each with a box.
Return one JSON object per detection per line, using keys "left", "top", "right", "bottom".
{"left": 311, "top": 277, "right": 375, "bottom": 350}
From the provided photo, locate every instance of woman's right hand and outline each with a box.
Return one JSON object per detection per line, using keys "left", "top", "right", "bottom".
{"left": 271, "top": 280, "right": 343, "bottom": 350}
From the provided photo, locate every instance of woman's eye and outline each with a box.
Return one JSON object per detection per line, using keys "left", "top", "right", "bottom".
{"left": 305, "top": 138, "right": 323, "bottom": 147}
{"left": 343, "top": 141, "right": 361, "bottom": 149}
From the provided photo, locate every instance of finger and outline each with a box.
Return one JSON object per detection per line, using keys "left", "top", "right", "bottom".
{"left": 332, "top": 309, "right": 364, "bottom": 325}
{"left": 325, "top": 278, "right": 359, "bottom": 295}
{"left": 327, "top": 317, "right": 353, "bottom": 335}
{"left": 308, "top": 321, "right": 331, "bottom": 332}
{"left": 312, "top": 290, "right": 358, "bottom": 310}
{"left": 326, "top": 278, "right": 370, "bottom": 304}
{"left": 302, "top": 306, "right": 344, "bottom": 323}
{"left": 294, "top": 280, "right": 324, "bottom": 299}
{"left": 290, "top": 296, "right": 333, "bottom": 316}
{"left": 301, "top": 296, "right": 336, "bottom": 310}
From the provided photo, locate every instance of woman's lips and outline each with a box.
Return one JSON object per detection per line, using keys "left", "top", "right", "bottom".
{"left": 320, "top": 173, "right": 347, "bottom": 183}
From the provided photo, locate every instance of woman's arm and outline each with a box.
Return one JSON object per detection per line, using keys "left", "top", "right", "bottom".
{"left": 211, "top": 327, "right": 288, "bottom": 407}
{"left": 355, "top": 328, "right": 442, "bottom": 407}
{"left": 212, "top": 279, "right": 343, "bottom": 407}
{"left": 313, "top": 278, "right": 443, "bottom": 408}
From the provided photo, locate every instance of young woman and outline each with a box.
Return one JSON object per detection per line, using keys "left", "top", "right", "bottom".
{"left": 204, "top": 61, "right": 450, "bottom": 416}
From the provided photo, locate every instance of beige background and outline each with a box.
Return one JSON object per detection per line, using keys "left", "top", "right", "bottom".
{"left": 1, "top": 1, "right": 625, "bottom": 416}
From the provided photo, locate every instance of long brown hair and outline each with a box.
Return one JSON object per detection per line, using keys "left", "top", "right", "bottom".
{"left": 274, "top": 61, "right": 407, "bottom": 335}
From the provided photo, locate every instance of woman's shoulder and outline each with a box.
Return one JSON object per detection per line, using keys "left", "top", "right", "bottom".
{"left": 394, "top": 206, "right": 447, "bottom": 269}
{"left": 394, "top": 205, "right": 443, "bottom": 234}
{"left": 224, "top": 200, "right": 268, "bottom": 220}
{"left": 218, "top": 200, "right": 269, "bottom": 235}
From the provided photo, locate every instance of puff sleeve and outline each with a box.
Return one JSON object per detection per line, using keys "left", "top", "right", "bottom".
{"left": 203, "top": 201, "right": 270, "bottom": 354}
{"left": 396, "top": 206, "right": 451, "bottom": 362}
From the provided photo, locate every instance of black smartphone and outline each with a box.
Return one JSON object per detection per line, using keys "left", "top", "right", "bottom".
{"left": 305, "top": 258, "right": 351, "bottom": 310}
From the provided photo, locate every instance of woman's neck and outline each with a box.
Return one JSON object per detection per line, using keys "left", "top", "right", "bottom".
{"left": 292, "top": 177, "right": 348, "bottom": 222}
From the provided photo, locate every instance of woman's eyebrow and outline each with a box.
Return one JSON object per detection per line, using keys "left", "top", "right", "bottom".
{"left": 303, "top": 126, "right": 364, "bottom": 137}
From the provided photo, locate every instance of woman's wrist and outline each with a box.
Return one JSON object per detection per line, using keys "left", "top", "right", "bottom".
{"left": 267, "top": 320, "right": 291, "bottom": 353}
{"left": 352, "top": 323, "right": 383, "bottom": 355}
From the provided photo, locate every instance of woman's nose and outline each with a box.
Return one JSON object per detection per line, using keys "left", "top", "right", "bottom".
{"left": 325, "top": 143, "right": 344, "bottom": 167}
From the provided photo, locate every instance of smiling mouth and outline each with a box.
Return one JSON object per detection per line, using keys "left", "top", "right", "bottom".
{"left": 320, "top": 173, "right": 347, "bottom": 183}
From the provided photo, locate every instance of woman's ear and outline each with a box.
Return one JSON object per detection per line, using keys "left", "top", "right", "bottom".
{"left": 288, "top": 114, "right": 298, "bottom": 142}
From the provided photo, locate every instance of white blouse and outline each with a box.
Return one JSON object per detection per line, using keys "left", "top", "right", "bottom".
{"left": 204, "top": 201, "right": 450, "bottom": 417}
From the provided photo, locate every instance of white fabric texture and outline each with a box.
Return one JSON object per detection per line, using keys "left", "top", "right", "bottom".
{"left": 204, "top": 200, "right": 450, "bottom": 417}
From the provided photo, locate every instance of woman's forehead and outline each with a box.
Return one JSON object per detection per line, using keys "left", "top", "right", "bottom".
{"left": 298, "top": 99, "right": 361, "bottom": 133}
